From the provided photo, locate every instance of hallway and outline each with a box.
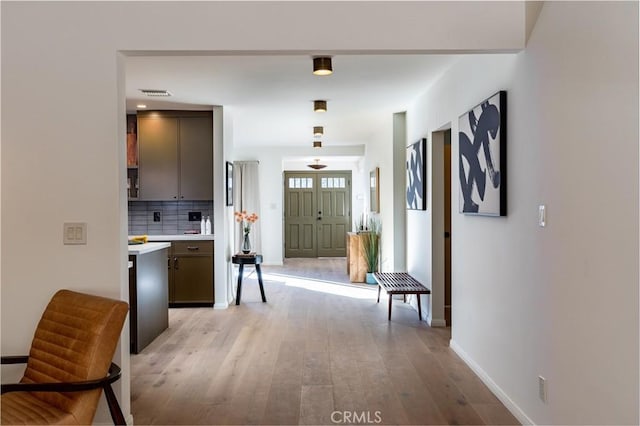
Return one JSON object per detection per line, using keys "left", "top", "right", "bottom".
{"left": 130, "top": 266, "right": 518, "bottom": 425}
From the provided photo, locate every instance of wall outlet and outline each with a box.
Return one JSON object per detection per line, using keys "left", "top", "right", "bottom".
{"left": 153, "top": 211, "right": 161, "bottom": 222}
{"left": 538, "top": 376, "right": 548, "bottom": 403}
{"left": 188, "top": 211, "right": 202, "bottom": 222}
{"left": 538, "top": 205, "right": 546, "bottom": 227}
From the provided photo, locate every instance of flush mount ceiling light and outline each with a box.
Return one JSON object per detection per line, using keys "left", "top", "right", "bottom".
{"left": 313, "top": 141, "right": 322, "bottom": 148}
{"left": 312, "top": 57, "right": 333, "bottom": 76}
{"left": 314, "top": 100, "right": 327, "bottom": 112}
{"left": 313, "top": 126, "right": 324, "bottom": 137}
{"left": 139, "top": 89, "right": 172, "bottom": 97}
{"left": 136, "top": 104, "right": 147, "bottom": 109}
{"left": 308, "top": 159, "right": 327, "bottom": 169}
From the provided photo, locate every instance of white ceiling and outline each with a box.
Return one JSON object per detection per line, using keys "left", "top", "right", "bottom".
{"left": 125, "top": 54, "right": 459, "bottom": 148}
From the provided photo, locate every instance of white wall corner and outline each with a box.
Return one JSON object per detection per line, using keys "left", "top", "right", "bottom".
{"left": 213, "top": 301, "right": 229, "bottom": 310}
{"left": 450, "top": 340, "right": 535, "bottom": 425}
{"left": 525, "top": 1, "right": 544, "bottom": 45}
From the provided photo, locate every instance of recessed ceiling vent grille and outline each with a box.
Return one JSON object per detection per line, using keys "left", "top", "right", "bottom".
{"left": 139, "top": 89, "right": 172, "bottom": 97}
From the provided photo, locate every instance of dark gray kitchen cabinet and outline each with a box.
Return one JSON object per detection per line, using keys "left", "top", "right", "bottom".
{"left": 179, "top": 116, "right": 214, "bottom": 200}
{"left": 168, "top": 240, "right": 214, "bottom": 306}
{"left": 137, "top": 111, "right": 213, "bottom": 201}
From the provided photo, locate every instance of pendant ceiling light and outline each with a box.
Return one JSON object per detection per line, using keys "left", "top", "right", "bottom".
{"left": 314, "top": 100, "right": 327, "bottom": 113}
{"left": 313, "top": 141, "right": 322, "bottom": 148}
{"left": 313, "top": 126, "right": 324, "bottom": 137}
{"left": 313, "top": 57, "right": 333, "bottom": 76}
{"left": 308, "top": 159, "right": 327, "bottom": 169}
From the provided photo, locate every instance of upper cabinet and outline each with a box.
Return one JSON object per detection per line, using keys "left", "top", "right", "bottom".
{"left": 137, "top": 111, "right": 213, "bottom": 201}
{"left": 179, "top": 116, "right": 214, "bottom": 200}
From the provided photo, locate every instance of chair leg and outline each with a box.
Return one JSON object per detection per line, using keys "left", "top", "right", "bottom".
{"left": 103, "top": 383, "right": 126, "bottom": 425}
{"left": 417, "top": 294, "right": 423, "bottom": 321}
{"left": 388, "top": 294, "right": 392, "bottom": 321}
{"left": 255, "top": 264, "right": 267, "bottom": 303}
{"left": 377, "top": 285, "right": 381, "bottom": 303}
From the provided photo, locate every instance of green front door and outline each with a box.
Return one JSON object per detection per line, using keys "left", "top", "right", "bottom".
{"left": 284, "top": 171, "right": 351, "bottom": 258}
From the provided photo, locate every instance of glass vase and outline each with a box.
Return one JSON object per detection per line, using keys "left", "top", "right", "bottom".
{"left": 242, "top": 232, "right": 251, "bottom": 254}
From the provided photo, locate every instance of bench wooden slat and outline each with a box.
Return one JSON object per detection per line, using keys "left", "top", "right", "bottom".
{"left": 374, "top": 272, "right": 430, "bottom": 321}
{"left": 374, "top": 272, "right": 430, "bottom": 295}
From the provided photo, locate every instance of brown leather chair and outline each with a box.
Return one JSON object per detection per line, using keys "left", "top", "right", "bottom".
{"left": 1, "top": 290, "right": 129, "bottom": 425}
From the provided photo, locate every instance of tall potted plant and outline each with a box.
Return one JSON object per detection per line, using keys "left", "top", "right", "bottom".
{"left": 361, "top": 216, "right": 381, "bottom": 284}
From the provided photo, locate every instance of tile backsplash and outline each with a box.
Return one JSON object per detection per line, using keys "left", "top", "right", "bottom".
{"left": 128, "top": 200, "right": 214, "bottom": 235}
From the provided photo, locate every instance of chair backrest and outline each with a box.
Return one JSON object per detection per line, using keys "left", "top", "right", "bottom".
{"left": 20, "top": 290, "right": 129, "bottom": 424}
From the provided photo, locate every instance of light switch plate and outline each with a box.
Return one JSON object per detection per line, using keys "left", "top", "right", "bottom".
{"left": 538, "top": 205, "right": 546, "bottom": 227}
{"left": 63, "top": 222, "right": 87, "bottom": 245}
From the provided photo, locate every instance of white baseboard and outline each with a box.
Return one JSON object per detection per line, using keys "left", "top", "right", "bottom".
{"left": 213, "top": 301, "right": 229, "bottom": 309}
{"left": 428, "top": 317, "right": 447, "bottom": 327}
{"left": 126, "top": 414, "right": 134, "bottom": 425}
{"left": 449, "top": 340, "right": 535, "bottom": 425}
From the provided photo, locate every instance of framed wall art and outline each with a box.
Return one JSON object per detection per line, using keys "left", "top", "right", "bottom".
{"left": 370, "top": 167, "right": 380, "bottom": 213}
{"left": 458, "top": 90, "right": 507, "bottom": 216}
{"left": 226, "top": 161, "right": 234, "bottom": 206}
{"left": 406, "top": 138, "right": 427, "bottom": 210}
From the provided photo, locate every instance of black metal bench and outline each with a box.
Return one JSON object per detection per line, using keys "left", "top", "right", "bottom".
{"left": 374, "top": 272, "right": 431, "bottom": 321}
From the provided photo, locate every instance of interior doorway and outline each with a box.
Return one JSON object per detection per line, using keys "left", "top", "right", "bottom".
{"left": 284, "top": 171, "right": 352, "bottom": 258}
{"left": 443, "top": 129, "right": 452, "bottom": 326}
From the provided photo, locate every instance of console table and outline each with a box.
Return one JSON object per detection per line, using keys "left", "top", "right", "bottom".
{"left": 346, "top": 232, "right": 368, "bottom": 282}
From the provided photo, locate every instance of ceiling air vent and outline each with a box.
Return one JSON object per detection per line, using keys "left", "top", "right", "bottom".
{"left": 139, "top": 89, "right": 172, "bottom": 97}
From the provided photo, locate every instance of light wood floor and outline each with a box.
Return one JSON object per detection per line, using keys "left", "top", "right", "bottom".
{"left": 131, "top": 259, "right": 519, "bottom": 425}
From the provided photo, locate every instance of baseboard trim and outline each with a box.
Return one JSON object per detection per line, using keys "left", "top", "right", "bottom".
{"left": 126, "top": 414, "right": 134, "bottom": 425}
{"left": 428, "top": 317, "right": 447, "bottom": 327}
{"left": 213, "top": 302, "right": 229, "bottom": 309}
{"left": 449, "top": 340, "right": 535, "bottom": 425}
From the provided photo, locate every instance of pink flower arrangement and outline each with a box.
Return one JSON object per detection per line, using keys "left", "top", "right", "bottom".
{"left": 234, "top": 210, "right": 259, "bottom": 234}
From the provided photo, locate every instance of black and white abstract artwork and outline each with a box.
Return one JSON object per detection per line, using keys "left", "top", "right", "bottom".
{"left": 458, "top": 91, "right": 507, "bottom": 216}
{"left": 406, "top": 138, "right": 427, "bottom": 210}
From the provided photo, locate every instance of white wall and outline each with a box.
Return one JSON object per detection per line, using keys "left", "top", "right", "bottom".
{"left": 405, "top": 2, "right": 638, "bottom": 424}
{"left": 362, "top": 116, "right": 397, "bottom": 271}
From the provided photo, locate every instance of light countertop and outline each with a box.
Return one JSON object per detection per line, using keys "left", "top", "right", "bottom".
{"left": 128, "top": 242, "right": 171, "bottom": 255}
{"left": 143, "top": 235, "right": 215, "bottom": 241}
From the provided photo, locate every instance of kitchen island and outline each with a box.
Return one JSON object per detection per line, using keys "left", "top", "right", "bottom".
{"left": 128, "top": 242, "right": 171, "bottom": 354}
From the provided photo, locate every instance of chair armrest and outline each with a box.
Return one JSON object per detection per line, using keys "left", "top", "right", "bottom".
{"left": 1, "top": 356, "right": 29, "bottom": 365}
{"left": 1, "top": 363, "right": 121, "bottom": 395}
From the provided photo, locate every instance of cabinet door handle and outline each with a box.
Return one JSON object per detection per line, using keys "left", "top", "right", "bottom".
{"left": 187, "top": 246, "right": 200, "bottom": 251}
{"left": 174, "top": 257, "right": 179, "bottom": 269}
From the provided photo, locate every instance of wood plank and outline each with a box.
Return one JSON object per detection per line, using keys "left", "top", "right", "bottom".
{"left": 130, "top": 258, "right": 518, "bottom": 426}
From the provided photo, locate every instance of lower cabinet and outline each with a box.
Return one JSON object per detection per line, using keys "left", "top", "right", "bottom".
{"left": 168, "top": 240, "right": 214, "bottom": 306}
